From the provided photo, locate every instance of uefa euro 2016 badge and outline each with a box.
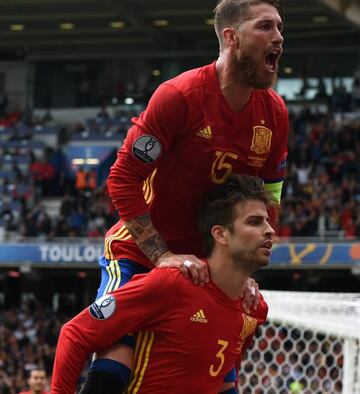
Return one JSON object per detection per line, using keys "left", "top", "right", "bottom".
{"left": 132, "top": 135, "right": 162, "bottom": 163}
{"left": 89, "top": 295, "right": 116, "bottom": 320}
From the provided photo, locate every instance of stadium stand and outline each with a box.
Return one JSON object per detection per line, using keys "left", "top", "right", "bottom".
{"left": 0, "top": 299, "right": 66, "bottom": 393}
{"left": 0, "top": 104, "right": 358, "bottom": 241}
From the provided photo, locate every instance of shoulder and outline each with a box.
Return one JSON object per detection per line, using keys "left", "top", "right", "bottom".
{"left": 163, "top": 65, "right": 208, "bottom": 95}
{"left": 138, "top": 268, "right": 190, "bottom": 303}
{"left": 145, "top": 64, "right": 211, "bottom": 120}
{"left": 125, "top": 268, "right": 185, "bottom": 293}
{"left": 148, "top": 267, "right": 186, "bottom": 287}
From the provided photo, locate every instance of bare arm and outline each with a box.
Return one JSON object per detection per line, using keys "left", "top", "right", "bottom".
{"left": 125, "top": 213, "right": 169, "bottom": 264}
{"left": 124, "top": 213, "right": 210, "bottom": 286}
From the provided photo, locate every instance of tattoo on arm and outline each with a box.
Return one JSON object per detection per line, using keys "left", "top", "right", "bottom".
{"left": 126, "top": 214, "right": 152, "bottom": 239}
{"left": 125, "top": 213, "right": 168, "bottom": 264}
{"left": 140, "top": 235, "right": 168, "bottom": 264}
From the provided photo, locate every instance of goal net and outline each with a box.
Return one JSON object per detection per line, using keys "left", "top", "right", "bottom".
{"left": 239, "top": 291, "right": 360, "bottom": 394}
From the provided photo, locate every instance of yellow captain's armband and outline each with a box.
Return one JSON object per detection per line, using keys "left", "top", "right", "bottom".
{"left": 264, "top": 181, "right": 283, "bottom": 204}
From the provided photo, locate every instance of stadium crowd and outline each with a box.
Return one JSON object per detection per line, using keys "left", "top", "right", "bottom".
{"left": 0, "top": 299, "right": 65, "bottom": 393}
{"left": 1, "top": 104, "right": 359, "bottom": 241}
{"left": 279, "top": 109, "right": 360, "bottom": 238}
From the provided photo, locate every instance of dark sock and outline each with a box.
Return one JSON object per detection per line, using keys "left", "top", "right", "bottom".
{"left": 78, "top": 369, "right": 125, "bottom": 394}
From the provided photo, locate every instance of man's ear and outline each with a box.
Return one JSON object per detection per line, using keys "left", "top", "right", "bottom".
{"left": 223, "top": 27, "right": 239, "bottom": 49}
{"left": 211, "top": 225, "right": 229, "bottom": 246}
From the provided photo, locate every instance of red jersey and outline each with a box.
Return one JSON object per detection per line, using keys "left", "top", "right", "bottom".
{"left": 52, "top": 268, "right": 268, "bottom": 394}
{"left": 106, "top": 62, "right": 289, "bottom": 268}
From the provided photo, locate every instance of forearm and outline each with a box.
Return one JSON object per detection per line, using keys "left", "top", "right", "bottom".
{"left": 124, "top": 213, "right": 169, "bottom": 265}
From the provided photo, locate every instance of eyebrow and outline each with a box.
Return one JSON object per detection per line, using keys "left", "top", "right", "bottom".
{"left": 256, "top": 18, "right": 283, "bottom": 27}
{"left": 245, "top": 214, "right": 269, "bottom": 221}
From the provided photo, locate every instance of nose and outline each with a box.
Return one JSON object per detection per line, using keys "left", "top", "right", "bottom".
{"left": 272, "top": 27, "right": 283, "bottom": 46}
{"left": 265, "top": 220, "right": 275, "bottom": 237}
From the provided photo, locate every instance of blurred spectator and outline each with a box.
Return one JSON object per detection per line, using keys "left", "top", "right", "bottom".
{"left": 0, "top": 200, "right": 15, "bottom": 231}
{"left": 315, "top": 78, "right": 329, "bottom": 104}
{"left": 75, "top": 166, "right": 87, "bottom": 192}
{"left": 42, "top": 111, "right": 54, "bottom": 125}
{"left": 0, "top": 301, "right": 68, "bottom": 393}
{"left": 75, "top": 167, "right": 97, "bottom": 194}
{"left": 29, "top": 154, "right": 56, "bottom": 199}
{"left": 352, "top": 77, "right": 360, "bottom": 109}
{"left": 0, "top": 90, "right": 9, "bottom": 117}
{"left": 19, "top": 368, "right": 49, "bottom": 394}
{"left": 21, "top": 105, "right": 34, "bottom": 126}
{"left": 96, "top": 105, "right": 109, "bottom": 121}
{"left": 331, "top": 81, "right": 351, "bottom": 112}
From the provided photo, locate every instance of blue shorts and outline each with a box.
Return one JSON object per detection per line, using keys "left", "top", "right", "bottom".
{"left": 96, "top": 256, "right": 150, "bottom": 299}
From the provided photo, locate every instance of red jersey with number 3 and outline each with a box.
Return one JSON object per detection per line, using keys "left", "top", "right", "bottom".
{"left": 106, "top": 62, "right": 288, "bottom": 269}
{"left": 51, "top": 268, "right": 268, "bottom": 394}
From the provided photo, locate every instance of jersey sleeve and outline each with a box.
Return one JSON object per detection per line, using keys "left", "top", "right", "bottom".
{"left": 260, "top": 101, "right": 289, "bottom": 204}
{"left": 107, "top": 83, "right": 188, "bottom": 219}
{"left": 51, "top": 269, "right": 178, "bottom": 394}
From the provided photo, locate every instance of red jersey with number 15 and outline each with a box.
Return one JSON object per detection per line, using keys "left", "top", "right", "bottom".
{"left": 51, "top": 268, "right": 268, "bottom": 394}
{"left": 106, "top": 62, "right": 288, "bottom": 269}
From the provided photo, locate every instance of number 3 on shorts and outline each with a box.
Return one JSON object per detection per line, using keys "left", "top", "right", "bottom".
{"left": 209, "top": 339, "right": 229, "bottom": 377}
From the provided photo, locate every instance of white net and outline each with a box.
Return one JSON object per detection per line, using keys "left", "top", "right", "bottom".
{"left": 239, "top": 291, "right": 360, "bottom": 394}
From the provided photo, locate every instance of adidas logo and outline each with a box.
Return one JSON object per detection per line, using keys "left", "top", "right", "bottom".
{"left": 190, "top": 309, "right": 208, "bottom": 323}
{"left": 196, "top": 126, "right": 212, "bottom": 139}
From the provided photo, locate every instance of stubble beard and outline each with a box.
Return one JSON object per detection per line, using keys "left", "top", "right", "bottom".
{"left": 231, "top": 247, "right": 267, "bottom": 274}
{"left": 237, "top": 51, "right": 277, "bottom": 89}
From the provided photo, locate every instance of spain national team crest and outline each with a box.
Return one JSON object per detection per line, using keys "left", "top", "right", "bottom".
{"left": 251, "top": 126, "right": 272, "bottom": 155}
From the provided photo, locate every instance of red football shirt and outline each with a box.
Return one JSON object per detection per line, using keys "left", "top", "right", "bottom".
{"left": 106, "top": 62, "right": 289, "bottom": 268}
{"left": 51, "top": 268, "right": 268, "bottom": 394}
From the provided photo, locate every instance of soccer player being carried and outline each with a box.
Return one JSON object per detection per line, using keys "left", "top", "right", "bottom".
{"left": 83, "top": 0, "right": 287, "bottom": 392}
{"left": 52, "top": 174, "right": 276, "bottom": 394}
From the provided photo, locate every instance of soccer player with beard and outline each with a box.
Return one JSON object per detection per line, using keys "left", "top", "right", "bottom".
{"left": 52, "top": 175, "right": 276, "bottom": 394}
{"left": 80, "top": 1, "right": 288, "bottom": 393}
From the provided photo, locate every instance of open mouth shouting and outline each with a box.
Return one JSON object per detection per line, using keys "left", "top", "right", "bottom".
{"left": 265, "top": 48, "right": 282, "bottom": 73}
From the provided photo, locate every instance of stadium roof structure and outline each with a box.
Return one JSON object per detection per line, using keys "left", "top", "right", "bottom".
{"left": 0, "top": 0, "right": 359, "bottom": 77}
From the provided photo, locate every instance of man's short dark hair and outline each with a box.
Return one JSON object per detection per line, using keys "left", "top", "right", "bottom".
{"left": 214, "top": 0, "right": 283, "bottom": 51}
{"left": 198, "top": 174, "right": 277, "bottom": 256}
{"left": 27, "top": 367, "right": 46, "bottom": 379}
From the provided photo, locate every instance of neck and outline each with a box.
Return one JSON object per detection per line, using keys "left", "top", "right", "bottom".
{"left": 215, "top": 55, "right": 253, "bottom": 112}
{"left": 208, "top": 249, "right": 250, "bottom": 300}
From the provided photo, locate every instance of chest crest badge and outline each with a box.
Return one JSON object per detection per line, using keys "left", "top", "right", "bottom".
{"left": 251, "top": 126, "right": 272, "bottom": 154}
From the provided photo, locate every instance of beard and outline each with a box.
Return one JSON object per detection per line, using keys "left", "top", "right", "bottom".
{"left": 237, "top": 50, "right": 277, "bottom": 89}
{"left": 231, "top": 246, "right": 269, "bottom": 273}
